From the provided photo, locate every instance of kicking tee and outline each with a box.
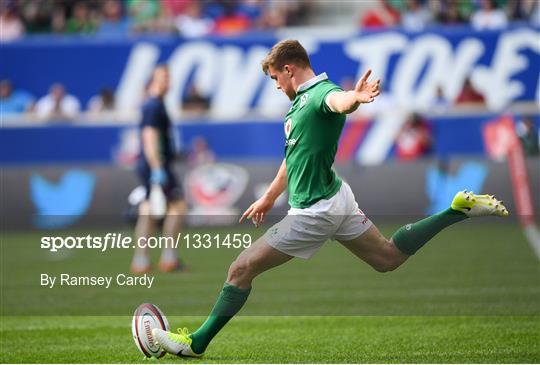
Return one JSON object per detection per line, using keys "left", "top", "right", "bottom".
{"left": 284, "top": 73, "right": 345, "bottom": 209}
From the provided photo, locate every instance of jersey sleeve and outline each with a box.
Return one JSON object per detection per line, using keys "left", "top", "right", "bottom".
{"left": 140, "top": 101, "right": 160, "bottom": 128}
{"left": 319, "top": 84, "right": 343, "bottom": 115}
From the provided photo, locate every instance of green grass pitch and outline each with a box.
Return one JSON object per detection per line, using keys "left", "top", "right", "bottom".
{"left": 1, "top": 221, "right": 539, "bottom": 363}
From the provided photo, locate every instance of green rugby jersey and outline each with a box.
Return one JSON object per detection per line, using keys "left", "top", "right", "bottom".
{"left": 284, "top": 73, "right": 346, "bottom": 208}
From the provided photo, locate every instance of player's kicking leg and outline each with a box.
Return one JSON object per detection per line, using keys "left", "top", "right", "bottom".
{"left": 339, "top": 190, "right": 509, "bottom": 272}
{"left": 152, "top": 238, "right": 293, "bottom": 357}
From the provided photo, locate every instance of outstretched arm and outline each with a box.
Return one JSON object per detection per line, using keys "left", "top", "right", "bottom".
{"left": 240, "top": 159, "right": 287, "bottom": 226}
{"left": 327, "top": 69, "right": 381, "bottom": 114}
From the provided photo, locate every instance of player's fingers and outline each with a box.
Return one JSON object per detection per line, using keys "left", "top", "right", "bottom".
{"left": 370, "top": 79, "right": 380, "bottom": 90}
{"left": 360, "top": 69, "right": 372, "bottom": 84}
{"left": 355, "top": 70, "right": 371, "bottom": 91}
{"left": 239, "top": 205, "right": 254, "bottom": 223}
{"left": 253, "top": 212, "right": 262, "bottom": 227}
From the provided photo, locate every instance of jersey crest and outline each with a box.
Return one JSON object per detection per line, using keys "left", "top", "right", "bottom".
{"left": 300, "top": 93, "right": 309, "bottom": 108}
{"left": 284, "top": 118, "right": 293, "bottom": 138}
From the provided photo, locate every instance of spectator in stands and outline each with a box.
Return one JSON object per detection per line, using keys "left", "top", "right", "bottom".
{"left": 173, "top": 1, "right": 213, "bottom": 38}
{"left": 275, "top": 0, "right": 313, "bottom": 27}
{"left": 162, "top": 0, "right": 194, "bottom": 18}
{"left": 401, "top": 0, "right": 432, "bottom": 31}
{"left": 516, "top": 116, "right": 539, "bottom": 156}
{"left": 188, "top": 136, "right": 216, "bottom": 168}
{"left": 238, "top": 0, "right": 264, "bottom": 23}
{"left": 50, "top": 6, "right": 66, "bottom": 33}
{"left": 65, "top": 1, "right": 97, "bottom": 34}
{"left": 360, "top": 0, "right": 400, "bottom": 29}
{"left": 212, "top": 2, "right": 251, "bottom": 35}
{"left": 431, "top": 86, "right": 450, "bottom": 114}
{"left": 471, "top": 0, "right": 508, "bottom": 30}
{"left": 0, "top": 80, "right": 34, "bottom": 116}
{"left": 395, "top": 113, "right": 432, "bottom": 161}
{"left": 183, "top": 85, "right": 211, "bottom": 115}
{"left": 97, "top": 0, "right": 131, "bottom": 36}
{"left": 508, "top": 0, "right": 540, "bottom": 25}
{"left": 0, "top": 3, "right": 24, "bottom": 42}
{"left": 455, "top": 77, "right": 486, "bottom": 107}
{"left": 258, "top": 4, "right": 286, "bottom": 30}
{"left": 35, "top": 83, "right": 81, "bottom": 121}
{"left": 128, "top": 0, "right": 160, "bottom": 33}
{"left": 432, "top": 0, "right": 470, "bottom": 25}
{"left": 20, "top": 0, "right": 54, "bottom": 33}
{"left": 531, "top": 2, "right": 540, "bottom": 25}
{"left": 87, "top": 88, "right": 116, "bottom": 116}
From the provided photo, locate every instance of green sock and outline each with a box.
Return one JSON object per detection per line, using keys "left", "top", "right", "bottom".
{"left": 190, "top": 282, "right": 251, "bottom": 354}
{"left": 392, "top": 208, "right": 467, "bottom": 255}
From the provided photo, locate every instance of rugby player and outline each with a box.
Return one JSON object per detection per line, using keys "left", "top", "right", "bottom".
{"left": 131, "top": 65, "right": 186, "bottom": 274}
{"left": 152, "top": 40, "right": 508, "bottom": 357}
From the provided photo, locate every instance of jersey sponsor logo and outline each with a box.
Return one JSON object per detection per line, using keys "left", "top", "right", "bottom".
{"left": 299, "top": 93, "right": 309, "bottom": 108}
{"left": 284, "top": 118, "right": 293, "bottom": 138}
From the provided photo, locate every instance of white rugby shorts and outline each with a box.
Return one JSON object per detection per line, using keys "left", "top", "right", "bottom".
{"left": 263, "top": 181, "right": 372, "bottom": 259}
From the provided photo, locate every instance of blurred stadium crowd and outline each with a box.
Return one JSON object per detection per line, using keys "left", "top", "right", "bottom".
{"left": 0, "top": 0, "right": 313, "bottom": 38}
{"left": 360, "top": 0, "right": 539, "bottom": 30}
{"left": 1, "top": 0, "right": 539, "bottom": 40}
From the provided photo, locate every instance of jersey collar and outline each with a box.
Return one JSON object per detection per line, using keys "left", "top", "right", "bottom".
{"left": 296, "top": 72, "right": 328, "bottom": 93}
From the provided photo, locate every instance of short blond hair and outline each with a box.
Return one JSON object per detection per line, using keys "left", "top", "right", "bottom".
{"left": 261, "top": 40, "right": 311, "bottom": 75}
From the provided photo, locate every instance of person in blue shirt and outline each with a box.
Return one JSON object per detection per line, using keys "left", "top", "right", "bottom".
{"left": 131, "top": 65, "right": 186, "bottom": 274}
{"left": 0, "top": 80, "right": 33, "bottom": 116}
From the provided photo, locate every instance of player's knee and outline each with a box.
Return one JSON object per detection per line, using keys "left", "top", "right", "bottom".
{"left": 227, "top": 259, "right": 253, "bottom": 283}
{"left": 138, "top": 201, "right": 150, "bottom": 215}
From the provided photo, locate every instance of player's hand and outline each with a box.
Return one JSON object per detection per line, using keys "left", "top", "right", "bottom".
{"left": 239, "top": 195, "right": 274, "bottom": 227}
{"left": 354, "top": 69, "right": 381, "bottom": 104}
{"left": 150, "top": 168, "right": 168, "bottom": 186}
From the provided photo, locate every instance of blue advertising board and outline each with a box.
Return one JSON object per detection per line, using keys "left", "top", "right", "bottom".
{"left": 1, "top": 114, "right": 538, "bottom": 165}
{"left": 1, "top": 26, "right": 538, "bottom": 118}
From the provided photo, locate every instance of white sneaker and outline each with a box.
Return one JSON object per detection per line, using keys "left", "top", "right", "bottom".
{"left": 152, "top": 328, "right": 203, "bottom": 358}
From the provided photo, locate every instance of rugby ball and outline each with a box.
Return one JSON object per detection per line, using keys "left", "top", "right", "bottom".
{"left": 132, "top": 303, "right": 170, "bottom": 358}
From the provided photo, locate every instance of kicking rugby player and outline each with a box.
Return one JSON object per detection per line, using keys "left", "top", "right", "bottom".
{"left": 152, "top": 40, "right": 508, "bottom": 357}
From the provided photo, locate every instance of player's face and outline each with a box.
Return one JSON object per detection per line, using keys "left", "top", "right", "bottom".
{"left": 152, "top": 68, "right": 170, "bottom": 95}
{"left": 268, "top": 65, "right": 295, "bottom": 101}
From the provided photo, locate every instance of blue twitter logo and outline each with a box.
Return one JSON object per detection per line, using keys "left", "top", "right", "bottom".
{"left": 30, "top": 170, "right": 96, "bottom": 229}
{"left": 426, "top": 161, "right": 488, "bottom": 215}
